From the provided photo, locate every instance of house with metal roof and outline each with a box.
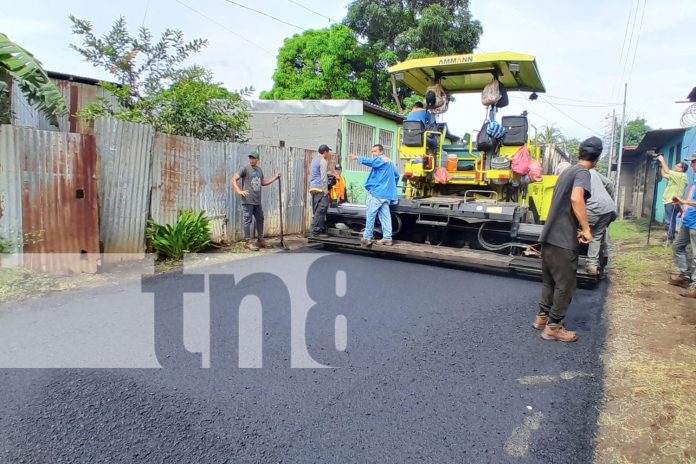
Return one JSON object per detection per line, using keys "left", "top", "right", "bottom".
{"left": 618, "top": 127, "right": 696, "bottom": 220}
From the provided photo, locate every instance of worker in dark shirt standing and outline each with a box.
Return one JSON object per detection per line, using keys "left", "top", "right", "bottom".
{"left": 533, "top": 137, "right": 601, "bottom": 342}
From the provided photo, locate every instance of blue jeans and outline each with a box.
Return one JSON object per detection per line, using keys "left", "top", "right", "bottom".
{"left": 672, "top": 224, "right": 696, "bottom": 288}
{"left": 363, "top": 193, "right": 392, "bottom": 241}
{"left": 664, "top": 203, "right": 680, "bottom": 242}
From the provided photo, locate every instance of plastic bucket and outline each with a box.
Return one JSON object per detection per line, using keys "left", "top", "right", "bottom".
{"left": 447, "top": 154, "right": 458, "bottom": 171}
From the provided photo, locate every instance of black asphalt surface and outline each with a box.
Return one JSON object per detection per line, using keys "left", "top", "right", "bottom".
{"left": 0, "top": 251, "right": 608, "bottom": 463}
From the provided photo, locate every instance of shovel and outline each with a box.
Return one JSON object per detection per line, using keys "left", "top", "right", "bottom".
{"left": 277, "top": 176, "right": 288, "bottom": 250}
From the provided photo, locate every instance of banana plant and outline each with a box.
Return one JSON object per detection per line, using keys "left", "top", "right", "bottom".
{"left": 0, "top": 32, "right": 68, "bottom": 126}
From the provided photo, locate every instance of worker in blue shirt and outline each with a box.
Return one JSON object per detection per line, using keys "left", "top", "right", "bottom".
{"left": 669, "top": 154, "right": 696, "bottom": 299}
{"left": 405, "top": 101, "right": 433, "bottom": 126}
{"left": 349, "top": 144, "right": 401, "bottom": 247}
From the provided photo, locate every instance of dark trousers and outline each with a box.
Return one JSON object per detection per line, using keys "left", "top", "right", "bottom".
{"left": 242, "top": 204, "right": 264, "bottom": 241}
{"left": 664, "top": 203, "right": 679, "bottom": 242}
{"left": 540, "top": 243, "right": 579, "bottom": 322}
{"left": 311, "top": 191, "right": 329, "bottom": 235}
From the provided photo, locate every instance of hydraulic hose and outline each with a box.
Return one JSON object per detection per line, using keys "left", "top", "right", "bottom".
{"left": 477, "top": 222, "right": 532, "bottom": 252}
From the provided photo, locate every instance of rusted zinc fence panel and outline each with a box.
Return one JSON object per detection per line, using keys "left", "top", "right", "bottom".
{"left": 198, "top": 140, "right": 229, "bottom": 242}
{"left": 17, "top": 127, "right": 100, "bottom": 273}
{"left": 150, "top": 133, "right": 229, "bottom": 242}
{"left": 0, "top": 125, "right": 24, "bottom": 265}
{"left": 94, "top": 119, "right": 155, "bottom": 262}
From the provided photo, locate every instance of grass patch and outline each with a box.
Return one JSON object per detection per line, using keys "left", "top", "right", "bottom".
{"left": 612, "top": 244, "right": 672, "bottom": 289}
{"left": 596, "top": 219, "right": 696, "bottom": 463}
{"left": 609, "top": 218, "right": 652, "bottom": 240}
{"left": 0, "top": 267, "right": 74, "bottom": 304}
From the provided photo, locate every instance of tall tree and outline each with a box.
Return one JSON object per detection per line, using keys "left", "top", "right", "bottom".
{"left": 344, "top": 0, "right": 482, "bottom": 60}
{"left": 69, "top": 16, "right": 251, "bottom": 142}
{"left": 262, "top": 25, "right": 377, "bottom": 101}
{"left": 0, "top": 33, "right": 68, "bottom": 125}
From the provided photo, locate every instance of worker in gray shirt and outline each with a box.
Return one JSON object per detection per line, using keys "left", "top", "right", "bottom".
{"left": 232, "top": 151, "right": 281, "bottom": 250}
{"left": 585, "top": 169, "right": 617, "bottom": 274}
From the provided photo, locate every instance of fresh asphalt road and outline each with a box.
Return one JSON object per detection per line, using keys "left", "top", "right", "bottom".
{"left": 0, "top": 250, "right": 607, "bottom": 463}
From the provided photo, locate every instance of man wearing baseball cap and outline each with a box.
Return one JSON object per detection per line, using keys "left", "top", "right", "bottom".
{"left": 232, "top": 151, "right": 281, "bottom": 250}
{"left": 669, "top": 154, "right": 696, "bottom": 298}
{"left": 308, "top": 144, "right": 332, "bottom": 237}
{"left": 534, "top": 136, "right": 600, "bottom": 342}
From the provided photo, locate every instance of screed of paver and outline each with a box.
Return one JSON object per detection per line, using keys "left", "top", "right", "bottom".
{"left": 505, "top": 411, "right": 545, "bottom": 458}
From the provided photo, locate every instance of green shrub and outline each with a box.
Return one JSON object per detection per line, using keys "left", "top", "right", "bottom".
{"left": 0, "top": 235, "right": 14, "bottom": 254}
{"left": 146, "top": 210, "right": 211, "bottom": 260}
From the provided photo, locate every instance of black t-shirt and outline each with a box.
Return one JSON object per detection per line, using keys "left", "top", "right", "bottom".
{"left": 539, "top": 163, "right": 591, "bottom": 250}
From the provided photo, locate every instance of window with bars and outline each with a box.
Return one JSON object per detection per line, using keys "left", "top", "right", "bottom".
{"left": 379, "top": 128, "right": 405, "bottom": 174}
{"left": 346, "top": 121, "right": 376, "bottom": 172}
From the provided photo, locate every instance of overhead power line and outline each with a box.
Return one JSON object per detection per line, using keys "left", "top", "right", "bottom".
{"left": 543, "top": 94, "right": 621, "bottom": 106}
{"left": 286, "top": 0, "right": 336, "bottom": 23}
{"left": 221, "top": 0, "right": 304, "bottom": 30}
{"left": 174, "top": 0, "right": 275, "bottom": 55}
{"left": 538, "top": 96, "right": 602, "bottom": 134}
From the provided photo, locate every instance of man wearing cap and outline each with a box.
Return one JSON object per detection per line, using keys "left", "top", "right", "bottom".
{"left": 669, "top": 154, "right": 696, "bottom": 298}
{"left": 232, "top": 151, "right": 281, "bottom": 251}
{"left": 329, "top": 163, "right": 347, "bottom": 204}
{"left": 533, "top": 136, "right": 600, "bottom": 342}
{"left": 656, "top": 154, "right": 688, "bottom": 243}
{"left": 308, "top": 144, "right": 332, "bottom": 237}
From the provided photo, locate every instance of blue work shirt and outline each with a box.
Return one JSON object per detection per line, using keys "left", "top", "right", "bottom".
{"left": 681, "top": 180, "right": 696, "bottom": 229}
{"left": 359, "top": 156, "right": 401, "bottom": 202}
{"left": 405, "top": 108, "right": 433, "bottom": 126}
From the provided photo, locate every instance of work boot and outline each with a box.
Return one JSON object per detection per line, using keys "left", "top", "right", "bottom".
{"left": 376, "top": 239, "right": 393, "bottom": 246}
{"left": 245, "top": 241, "right": 259, "bottom": 251}
{"left": 256, "top": 239, "right": 268, "bottom": 249}
{"left": 680, "top": 288, "right": 696, "bottom": 299}
{"left": 532, "top": 314, "right": 548, "bottom": 330}
{"left": 360, "top": 238, "right": 373, "bottom": 247}
{"left": 541, "top": 323, "right": 578, "bottom": 342}
{"left": 669, "top": 275, "right": 692, "bottom": 289}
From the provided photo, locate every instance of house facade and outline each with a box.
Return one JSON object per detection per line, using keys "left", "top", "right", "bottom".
{"left": 248, "top": 99, "right": 405, "bottom": 203}
{"left": 618, "top": 127, "right": 696, "bottom": 221}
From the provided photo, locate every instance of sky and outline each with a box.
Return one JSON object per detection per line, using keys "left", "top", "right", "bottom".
{"left": 2, "top": 0, "right": 695, "bottom": 145}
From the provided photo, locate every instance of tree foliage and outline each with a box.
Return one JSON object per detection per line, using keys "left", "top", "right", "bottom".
{"left": 69, "top": 16, "right": 251, "bottom": 141}
{"left": 262, "top": 25, "right": 376, "bottom": 101}
{"left": 0, "top": 33, "right": 68, "bottom": 126}
{"left": 623, "top": 116, "right": 651, "bottom": 147}
{"left": 344, "top": 0, "right": 482, "bottom": 61}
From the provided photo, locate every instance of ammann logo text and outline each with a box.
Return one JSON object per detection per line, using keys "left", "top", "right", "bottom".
{"left": 438, "top": 56, "right": 474, "bottom": 65}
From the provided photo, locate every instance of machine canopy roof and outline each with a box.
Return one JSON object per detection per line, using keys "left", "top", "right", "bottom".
{"left": 389, "top": 52, "right": 546, "bottom": 95}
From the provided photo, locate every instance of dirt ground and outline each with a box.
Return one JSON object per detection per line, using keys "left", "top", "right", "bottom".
{"left": 0, "top": 236, "right": 310, "bottom": 304}
{"left": 595, "top": 221, "right": 696, "bottom": 464}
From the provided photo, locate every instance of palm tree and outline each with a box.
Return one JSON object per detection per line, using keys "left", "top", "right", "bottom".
{"left": 0, "top": 33, "right": 68, "bottom": 126}
{"left": 537, "top": 124, "right": 564, "bottom": 146}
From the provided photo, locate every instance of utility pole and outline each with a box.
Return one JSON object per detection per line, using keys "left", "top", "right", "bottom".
{"left": 614, "top": 83, "right": 628, "bottom": 207}
{"left": 609, "top": 109, "right": 617, "bottom": 181}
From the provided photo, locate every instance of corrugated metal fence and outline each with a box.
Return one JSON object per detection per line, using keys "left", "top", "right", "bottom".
{"left": 0, "top": 119, "right": 314, "bottom": 271}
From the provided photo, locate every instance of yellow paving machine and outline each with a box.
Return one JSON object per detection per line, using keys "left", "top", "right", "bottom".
{"left": 310, "top": 52, "right": 602, "bottom": 284}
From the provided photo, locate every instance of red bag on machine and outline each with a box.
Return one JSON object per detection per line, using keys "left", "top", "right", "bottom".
{"left": 528, "top": 159, "right": 543, "bottom": 182}
{"left": 511, "top": 145, "right": 531, "bottom": 176}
